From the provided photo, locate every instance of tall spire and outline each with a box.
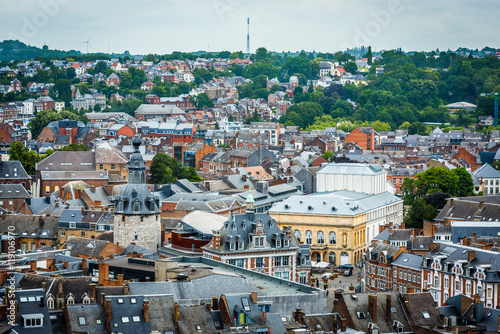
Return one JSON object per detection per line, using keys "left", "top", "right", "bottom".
{"left": 128, "top": 135, "right": 146, "bottom": 184}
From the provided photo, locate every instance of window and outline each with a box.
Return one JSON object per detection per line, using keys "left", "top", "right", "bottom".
{"left": 111, "top": 164, "right": 115, "bottom": 170}
{"left": 305, "top": 230, "right": 312, "bottom": 245}
{"left": 413, "top": 273, "right": 416, "bottom": 282}
{"left": 121, "top": 317, "right": 129, "bottom": 323}
{"left": 329, "top": 232, "right": 336, "bottom": 245}
{"left": 69, "top": 222, "right": 76, "bottom": 229}
{"left": 444, "top": 277, "right": 449, "bottom": 289}
{"left": 294, "top": 230, "right": 301, "bottom": 242}
{"left": 132, "top": 316, "right": 140, "bottom": 322}
{"left": 47, "top": 298, "right": 54, "bottom": 309}
{"left": 60, "top": 231, "right": 66, "bottom": 237}
{"left": 24, "top": 316, "right": 43, "bottom": 328}
{"left": 255, "top": 258, "right": 264, "bottom": 268}
{"left": 466, "top": 282, "right": 471, "bottom": 294}
{"left": 276, "top": 240, "right": 281, "bottom": 248}
{"left": 230, "top": 243, "right": 235, "bottom": 251}
{"left": 399, "top": 270, "right": 403, "bottom": 279}
{"left": 78, "top": 317, "right": 86, "bottom": 325}
{"left": 284, "top": 239, "right": 289, "bottom": 247}
{"left": 238, "top": 242, "right": 244, "bottom": 250}
{"left": 455, "top": 280, "right": 460, "bottom": 292}
{"left": 477, "top": 285, "right": 482, "bottom": 296}
{"left": 99, "top": 164, "right": 103, "bottom": 170}
{"left": 394, "top": 269, "right": 397, "bottom": 278}
{"left": 317, "top": 231, "right": 324, "bottom": 245}
{"left": 434, "top": 276, "right": 439, "bottom": 287}
{"left": 417, "top": 274, "right": 421, "bottom": 283}
{"left": 422, "top": 311, "right": 430, "bottom": 319}
{"left": 444, "top": 292, "right": 449, "bottom": 302}
{"left": 487, "top": 288, "right": 492, "bottom": 298}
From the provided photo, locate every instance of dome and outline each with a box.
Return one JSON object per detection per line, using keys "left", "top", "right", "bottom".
{"left": 132, "top": 136, "right": 142, "bottom": 148}
{"left": 245, "top": 189, "right": 254, "bottom": 203}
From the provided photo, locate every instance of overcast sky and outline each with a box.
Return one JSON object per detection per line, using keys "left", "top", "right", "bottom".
{"left": 1, "top": 0, "right": 498, "bottom": 55}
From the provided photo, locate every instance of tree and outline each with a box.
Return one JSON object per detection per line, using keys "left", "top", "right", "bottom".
{"left": 189, "top": 93, "right": 214, "bottom": 109}
{"left": 9, "top": 141, "right": 41, "bottom": 175}
{"left": 94, "top": 61, "right": 107, "bottom": 74}
{"left": 178, "top": 166, "right": 203, "bottom": 182}
{"left": 404, "top": 198, "right": 438, "bottom": 228}
{"left": 53, "top": 79, "right": 72, "bottom": 105}
{"left": 452, "top": 167, "right": 474, "bottom": 197}
{"left": 363, "top": 46, "right": 373, "bottom": 65}
{"left": 149, "top": 153, "right": 177, "bottom": 184}
{"left": 321, "top": 151, "right": 333, "bottom": 162}
{"left": 60, "top": 144, "right": 90, "bottom": 151}
{"left": 279, "top": 102, "right": 323, "bottom": 129}
{"left": 425, "top": 192, "right": 450, "bottom": 210}
{"left": 344, "top": 62, "right": 358, "bottom": 75}
{"left": 414, "top": 167, "right": 459, "bottom": 198}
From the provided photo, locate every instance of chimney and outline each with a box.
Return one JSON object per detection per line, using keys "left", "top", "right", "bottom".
{"left": 30, "top": 260, "right": 37, "bottom": 271}
{"left": 450, "top": 199, "right": 454, "bottom": 208}
{"left": 143, "top": 299, "right": 150, "bottom": 322}
{"left": 173, "top": 303, "right": 180, "bottom": 326}
{"left": 261, "top": 310, "right": 267, "bottom": 324}
{"left": 251, "top": 291, "right": 258, "bottom": 304}
{"left": 206, "top": 302, "right": 212, "bottom": 312}
{"left": 368, "top": 295, "right": 377, "bottom": 324}
{"left": 212, "top": 230, "right": 221, "bottom": 250}
{"left": 98, "top": 262, "right": 109, "bottom": 285}
{"left": 90, "top": 283, "right": 96, "bottom": 301}
{"left": 82, "top": 258, "right": 88, "bottom": 276}
{"left": 100, "top": 292, "right": 106, "bottom": 305}
{"left": 478, "top": 201, "right": 484, "bottom": 209}
{"left": 386, "top": 294, "right": 392, "bottom": 323}
{"left": 117, "top": 274, "right": 124, "bottom": 286}
{"left": 292, "top": 308, "right": 306, "bottom": 324}
{"left": 212, "top": 296, "right": 219, "bottom": 310}
{"left": 341, "top": 318, "right": 347, "bottom": 332}
{"left": 468, "top": 251, "right": 476, "bottom": 263}
{"left": 64, "top": 261, "right": 69, "bottom": 269}
{"left": 333, "top": 314, "right": 338, "bottom": 334}
{"left": 42, "top": 281, "right": 47, "bottom": 294}
{"left": 104, "top": 299, "right": 112, "bottom": 333}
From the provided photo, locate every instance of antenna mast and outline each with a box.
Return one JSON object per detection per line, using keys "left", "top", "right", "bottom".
{"left": 246, "top": 18, "right": 250, "bottom": 54}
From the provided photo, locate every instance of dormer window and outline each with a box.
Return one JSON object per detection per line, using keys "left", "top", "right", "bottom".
{"left": 238, "top": 242, "right": 244, "bottom": 250}
{"left": 133, "top": 199, "right": 140, "bottom": 212}
{"left": 230, "top": 242, "right": 235, "bottom": 251}
{"left": 284, "top": 239, "right": 289, "bottom": 247}
{"left": 466, "top": 269, "right": 470, "bottom": 277}
{"left": 276, "top": 240, "right": 281, "bottom": 248}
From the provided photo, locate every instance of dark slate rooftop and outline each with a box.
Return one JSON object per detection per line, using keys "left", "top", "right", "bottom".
{"left": 0, "top": 161, "right": 30, "bottom": 179}
{"left": 391, "top": 252, "right": 423, "bottom": 270}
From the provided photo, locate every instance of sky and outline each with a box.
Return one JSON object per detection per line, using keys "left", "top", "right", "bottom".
{"left": 0, "top": 0, "right": 499, "bottom": 55}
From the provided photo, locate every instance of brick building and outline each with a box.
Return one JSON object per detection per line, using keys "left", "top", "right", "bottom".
{"left": 202, "top": 192, "right": 311, "bottom": 285}
{"left": 345, "top": 127, "right": 375, "bottom": 151}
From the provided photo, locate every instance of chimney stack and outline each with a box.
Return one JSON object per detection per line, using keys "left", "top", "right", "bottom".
{"left": 82, "top": 258, "right": 88, "bottom": 276}
{"left": 104, "top": 299, "right": 112, "bottom": 333}
{"left": 292, "top": 308, "right": 305, "bottom": 324}
{"left": 468, "top": 251, "right": 476, "bottom": 263}
{"left": 173, "top": 303, "right": 180, "bottom": 326}
{"left": 143, "top": 299, "right": 150, "bottom": 322}
{"left": 212, "top": 296, "right": 219, "bottom": 310}
{"left": 212, "top": 230, "right": 221, "bottom": 250}
{"left": 30, "top": 260, "right": 37, "bottom": 271}
{"left": 333, "top": 314, "right": 338, "bottom": 334}
{"left": 341, "top": 317, "right": 347, "bottom": 332}
{"left": 251, "top": 291, "right": 258, "bottom": 304}
{"left": 386, "top": 294, "right": 392, "bottom": 323}
{"left": 368, "top": 295, "right": 377, "bottom": 324}
{"left": 90, "top": 283, "right": 96, "bottom": 302}
{"left": 98, "top": 262, "right": 109, "bottom": 285}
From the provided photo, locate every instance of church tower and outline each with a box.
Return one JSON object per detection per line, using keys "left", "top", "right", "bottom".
{"left": 112, "top": 136, "right": 161, "bottom": 250}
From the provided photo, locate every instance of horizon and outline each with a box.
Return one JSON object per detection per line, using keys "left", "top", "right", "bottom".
{"left": 0, "top": 1, "right": 499, "bottom": 55}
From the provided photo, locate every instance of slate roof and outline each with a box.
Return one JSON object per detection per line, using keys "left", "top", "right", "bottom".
{"left": 0, "top": 161, "right": 30, "bottom": 179}
{"left": 178, "top": 305, "right": 217, "bottom": 334}
{"left": 36, "top": 151, "right": 95, "bottom": 172}
{"left": 388, "top": 229, "right": 412, "bottom": 241}
{"left": 472, "top": 163, "right": 500, "bottom": 178}
{"left": 435, "top": 196, "right": 500, "bottom": 222}
{"left": 128, "top": 274, "right": 256, "bottom": 300}
{"left": 12, "top": 289, "right": 53, "bottom": 334}
{"left": 402, "top": 293, "right": 443, "bottom": 328}
{"left": 0, "top": 214, "right": 59, "bottom": 239}
{"left": 269, "top": 190, "right": 401, "bottom": 216}
{"left": 0, "top": 184, "right": 30, "bottom": 198}
{"left": 106, "top": 295, "right": 151, "bottom": 333}
{"left": 411, "top": 236, "right": 433, "bottom": 251}
{"left": 17, "top": 274, "right": 92, "bottom": 304}
{"left": 66, "top": 304, "right": 107, "bottom": 334}
{"left": 391, "top": 252, "right": 423, "bottom": 270}
{"left": 337, "top": 292, "right": 411, "bottom": 333}
{"left": 65, "top": 238, "right": 119, "bottom": 258}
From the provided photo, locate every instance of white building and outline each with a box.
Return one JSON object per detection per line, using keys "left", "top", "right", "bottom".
{"left": 472, "top": 163, "right": 500, "bottom": 195}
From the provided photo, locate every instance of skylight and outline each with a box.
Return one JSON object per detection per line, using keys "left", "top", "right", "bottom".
{"left": 422, "top": 311, "right": 430, "bottom": 319}
{"left": 78, "top": 317, "right": 86, "bottom": 325}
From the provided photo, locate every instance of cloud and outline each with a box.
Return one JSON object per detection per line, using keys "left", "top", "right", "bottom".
{"left": 0, "top": 0, "right": 498, "bottom": 54}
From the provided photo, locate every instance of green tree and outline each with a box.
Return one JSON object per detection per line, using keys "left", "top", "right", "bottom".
{"left": 149, "top": 153, "right": 177, "bottom": 184}
{"left": 94, "top": 61, "right": 107, "bottom": 74}
{"left": 452, "top": 167, "right": 474, "bottom": 197}
{"left": 53, "top": 79, "right": 72, "bottom": 105}
{"left": 9, "top": 141, "right": 41, "bottom": 175}
{"left": 404, "top": 198, "right": 438, "bottom": 228}
{"left": 178, "top": 166, "right": 203, "bottom": 182}
{"left": 60, "top": 144, "right": 90, "bottom": 151}
{"left": 344, "top": 62, "right": 358, "bottom": 75}
{"left": 414, "top": 167, "right": 459, "bottom": 198}
{"left": 279, "top": 102, "right": 323, "bottom": 129}
{"left": 363, "top": 46, "right": 373, "bottom": 65}
{"left": 321, "top": 151, "right": 334, "bottom": 162}
{"left": 189, "top": 93, "right": 214, "bottom": 109}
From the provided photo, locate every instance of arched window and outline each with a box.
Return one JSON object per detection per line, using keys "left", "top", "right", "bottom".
{"left": 133, "top": 199, "right": 140, "bottom": 212}
{"left": 305, "top": 230, "right": 312, "bottom": 245}
{"left": 150, "top": 199, "right": 155, "bottom": 211}
{"left": 329, "top": 232, "right": 336, "bottom": 245}
{"left": 294, "top": 230, "right": 301, "bottom": 242}
{"left": 54, "top": 185, "right": 59, "bottom": 192}
{"left": 118, "top": 199, "right": 124, "bottom": 212}
{"left": 317, "top": 231, "right": 324, "bottom": 245}
{"left": 45, "top": 185, "right": 50, "bottom": 194}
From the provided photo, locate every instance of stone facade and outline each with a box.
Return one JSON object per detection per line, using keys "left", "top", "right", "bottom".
{"left": 113, "top": 213, "right": 161, "bottom": 250}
